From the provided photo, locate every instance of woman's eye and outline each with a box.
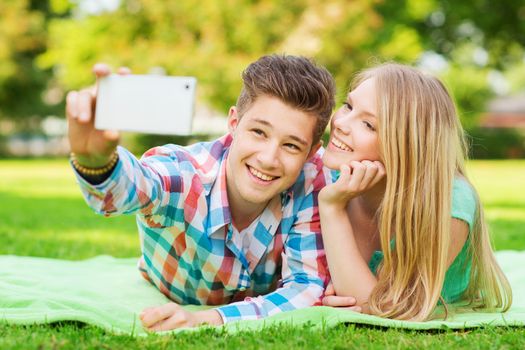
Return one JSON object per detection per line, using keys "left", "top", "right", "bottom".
{"left": 363, "top": 121, "right": 375, "bottom": 131}
{"left": 343, "top": 102, "right": 353, "bottom": 110}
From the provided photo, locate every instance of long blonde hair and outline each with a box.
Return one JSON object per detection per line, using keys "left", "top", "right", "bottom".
{"left": 352, "top": 63, "right": 512, "bottom": 320}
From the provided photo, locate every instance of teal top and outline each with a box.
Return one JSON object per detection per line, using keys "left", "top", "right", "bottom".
{"left": 368, "top": 178, "right": 477, "bottom": 303}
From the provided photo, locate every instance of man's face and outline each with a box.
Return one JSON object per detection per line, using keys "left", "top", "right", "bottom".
{"left": 226, "top": 95, "right": 320, "bottom": 212}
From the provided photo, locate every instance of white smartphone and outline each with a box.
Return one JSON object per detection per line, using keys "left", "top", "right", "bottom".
{"left": 95, "top": 74, "right": 197, "bottom": 135}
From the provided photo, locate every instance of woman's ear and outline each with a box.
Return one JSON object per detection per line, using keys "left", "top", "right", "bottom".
{"left": 227, "top": 106, "right": 239, "bottom": 134}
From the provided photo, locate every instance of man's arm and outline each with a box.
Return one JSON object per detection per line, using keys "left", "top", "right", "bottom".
{"left": 67, "top": 63, "right": 185, "bottom": 220}
{"left": 139, "top": 194, "right": 328, "bottom": 329}
{"left": 74, "top": 145, "right": 186, "bottom": 222}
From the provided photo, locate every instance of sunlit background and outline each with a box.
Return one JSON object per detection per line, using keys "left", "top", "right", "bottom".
{"left": 1, "top": 0, "right": 524, "bottom": 158}
{"left": 1, "top": 3, "right": 524, "bottom": 346}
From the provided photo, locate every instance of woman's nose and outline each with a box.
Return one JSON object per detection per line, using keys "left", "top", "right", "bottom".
{"left": 333, "top": 113, "right": 351, "bottom": 135}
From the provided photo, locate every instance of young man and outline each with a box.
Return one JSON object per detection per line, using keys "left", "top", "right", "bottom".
{"left": 67, "top": 55, "right": 336, "bottom": 331}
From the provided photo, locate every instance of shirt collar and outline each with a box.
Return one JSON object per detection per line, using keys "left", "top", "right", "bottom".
{"left": 206, "top": 149, "right": 232, "bottom": 235}
{"left": 229, "top": 193, "right": 283, "bottom": 272}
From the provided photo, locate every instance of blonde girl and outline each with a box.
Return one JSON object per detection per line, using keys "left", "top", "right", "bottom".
{"left": 319, "top": 63, "right": 512, "bottom": 321}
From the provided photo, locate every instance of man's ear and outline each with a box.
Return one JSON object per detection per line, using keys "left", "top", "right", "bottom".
{"left": 227, "top": 106, "right": 239, "bottom": 135}
{"left": 306, "top": 141, "right": 322, "bottom": 160}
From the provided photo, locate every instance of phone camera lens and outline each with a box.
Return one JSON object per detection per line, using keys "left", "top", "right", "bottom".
{"left": 185, "top": 84, "right": 190, "bottom": 90}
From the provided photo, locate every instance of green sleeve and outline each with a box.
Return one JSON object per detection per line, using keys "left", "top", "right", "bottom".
{"left": 451, "top": 177, "right": 477, "bottom": 232}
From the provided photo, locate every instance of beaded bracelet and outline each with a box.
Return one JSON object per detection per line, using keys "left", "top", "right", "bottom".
{"left": 70, "top": 151, "right": 119, "bottom": 176}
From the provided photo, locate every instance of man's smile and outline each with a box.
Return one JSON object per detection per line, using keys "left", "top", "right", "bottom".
{"left": 247, "top": 165, "right": 279, "bottom": 182}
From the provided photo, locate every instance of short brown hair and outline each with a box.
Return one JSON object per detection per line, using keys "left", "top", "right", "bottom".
{"left": 236, "top": 54, "right": 335, "bottom": 145}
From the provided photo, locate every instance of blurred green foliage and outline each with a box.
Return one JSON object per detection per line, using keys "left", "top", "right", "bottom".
{"left": 1, "top": 0, "right": 524, "bottom": 146}
{"left": 0, "top": 0, "right": 56, "bottom": 121}
{"left": 39, "top": 0, "right": 313, "bottom": 109}
{"left": 468, "top": 128, "right": 525, "bottom": 159}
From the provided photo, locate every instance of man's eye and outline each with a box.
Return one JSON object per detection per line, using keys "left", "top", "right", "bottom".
{"left": 285, "top": 143, "right": 300, "bottom": 151}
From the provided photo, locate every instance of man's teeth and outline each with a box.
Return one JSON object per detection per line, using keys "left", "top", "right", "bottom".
{"left": 332, "top": 137, "right": 351, "bottom": 151}
{"left": 249, "top": 167, "right": 276, "bottom": 181}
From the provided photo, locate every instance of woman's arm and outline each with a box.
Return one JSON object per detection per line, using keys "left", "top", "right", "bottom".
{"left": 319, "top": 161, "right": 385, "bottom": 311}
{"left": 447, "top": 218, "right": 469, "bottom": 266}
{"left": 319, "top": 203, "right": 377, "bottom": 310}
{"left": 321, "top": 195, "right": 469, "bottom": 313}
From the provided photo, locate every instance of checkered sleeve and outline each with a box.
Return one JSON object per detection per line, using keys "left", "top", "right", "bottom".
{"left": 215, "top": 168, "right": 331, "bottom": 323}
{"left": 74, "top": 145, "right": 185, "bottom": 224}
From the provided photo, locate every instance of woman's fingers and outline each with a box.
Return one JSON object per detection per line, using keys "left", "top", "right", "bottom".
{"left": 322, "top": 295, "right": 357, "bottom": 307}
{"left": 322, "top": 295, "right": 362, "bottom": 313}
{"left": 336, "top": 164, "right": 351, "bottom": 186}
{"left": 347, "top": 161, "right": 367, "bottom": 190}
{"left": 329, "top": 161, "right": 382, "bottom": 200}
{"left": 345, "top": 160, "right": 386, "bottom": 192}
{"left": 325, "top": 282, "right": 335, "bottom": 296}
{"left": 367, "top": 161, "right": 386, "bottom": 188}
{"left": 358, "top": 160, "right": 379, "bottom": 189}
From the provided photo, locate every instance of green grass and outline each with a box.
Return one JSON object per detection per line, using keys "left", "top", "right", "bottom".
{"left": 0, "top": 159, "right": 524, "bottom": 349}
{"left": 467, "top": 160, "right": 525, "bottom": 251}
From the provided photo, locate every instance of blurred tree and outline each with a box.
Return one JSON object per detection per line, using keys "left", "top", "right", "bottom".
{"left": 280, "top": 0, "right": 384, "bottom": 97}
{"left": 0, "top": 0, "right": 67, "bottom": 124}
{"left": 380, "top": 0, "right": 525, "bottom": 124}
{"left": 416, "top": 0, "right": 525, "bottom": 69}
{"left": 39, "top": 0, "right": 312, "bottom": 110}
{"left": 3, "top": 0, "right": 523, "bottom": 130}
{"left": 285, "top": 0, "right": 525, "bottom": 124}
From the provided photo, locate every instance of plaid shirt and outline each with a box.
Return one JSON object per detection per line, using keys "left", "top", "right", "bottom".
{"left": 75, "top": 134, "right": 333, "bottom": 323}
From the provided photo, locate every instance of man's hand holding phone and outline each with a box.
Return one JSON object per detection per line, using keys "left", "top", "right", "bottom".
{"left": 66, "top": 63, "right": 196, "bottom": 169}
{"left": 66, "top": 63, "right": 128, "bottom": 168}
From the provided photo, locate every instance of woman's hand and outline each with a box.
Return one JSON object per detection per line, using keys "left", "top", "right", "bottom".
{"left": 322, "top": 282, "right": 362, "bottom": 312}
{"left": 140, "top": 303, "right": 223, "bottom": 331}
{"left": 319, "top": 160, "right": 385, "bottom": 209}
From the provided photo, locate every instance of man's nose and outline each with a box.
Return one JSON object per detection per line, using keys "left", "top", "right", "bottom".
{"left": 256, "top": 142, "right": 280, "bottom": 169}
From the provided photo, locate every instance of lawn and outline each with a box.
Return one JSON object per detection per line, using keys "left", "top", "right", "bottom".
{"left": 0, "top": 159, "right": 524, "bottom": 349}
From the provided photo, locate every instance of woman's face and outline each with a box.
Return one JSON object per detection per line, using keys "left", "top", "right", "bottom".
{"left": 323, "top": 78, "right": 381, "bottom": 170}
